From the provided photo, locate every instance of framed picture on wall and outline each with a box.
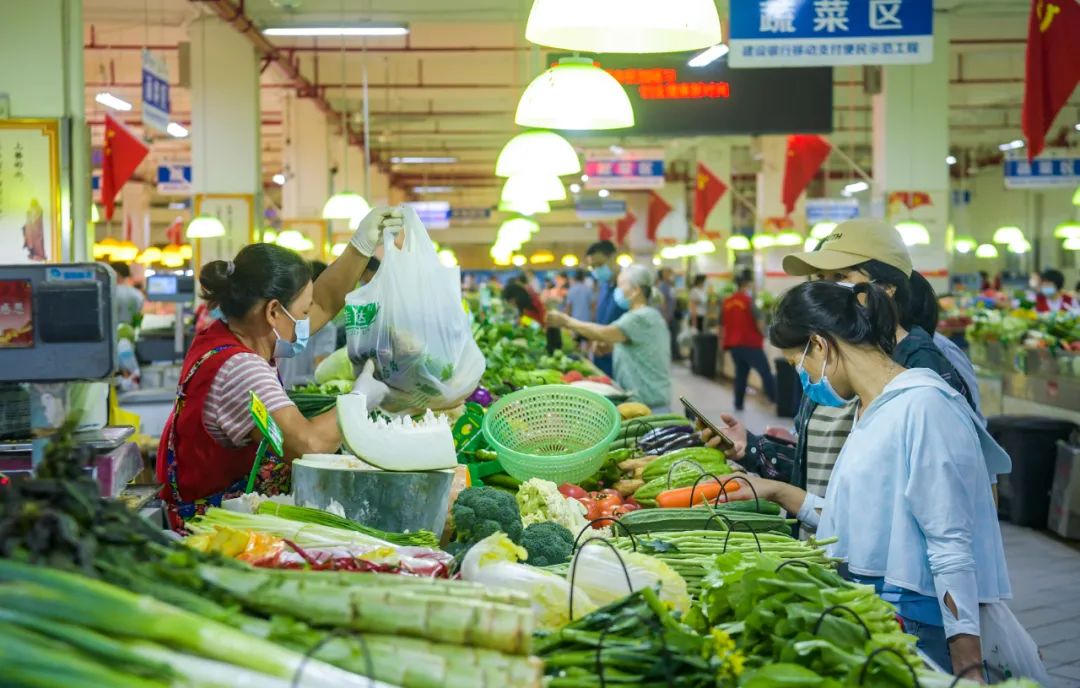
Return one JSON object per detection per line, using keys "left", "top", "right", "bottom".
{"left": 0, "top": 119, "right": 61, "bottom": 264}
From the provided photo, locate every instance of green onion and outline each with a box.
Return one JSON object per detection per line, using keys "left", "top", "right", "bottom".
{"left": 257, "top": 501, "right": 439, "bottom": 548}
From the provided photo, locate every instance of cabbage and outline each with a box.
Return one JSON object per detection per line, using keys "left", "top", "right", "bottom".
{"left": 516, "top": 478, "right": 609, "bottom": 538}
{"left": 460, "top": 532, "right": 595, "bottom": 630}
{"left": 567, "top": 545, "right": 690, "bottom": 613}
{"left": 314, "top": 347, "right": 356, "bottom": 384}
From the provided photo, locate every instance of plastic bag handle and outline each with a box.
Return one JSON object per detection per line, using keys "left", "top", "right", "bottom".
{"left": 382, "top": 204, "right": 435, "bottom": 257}
{"left": 574, "top": 519, "right": 637, "bottom": 552}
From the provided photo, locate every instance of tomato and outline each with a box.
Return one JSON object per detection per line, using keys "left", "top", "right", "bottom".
{"left": 559, "top": 483, "right": 588, "bottom": 500}
{"left": 575, "top": 496, "right": 598, "bottom": 518}
{"left": 592, "top": 500, "right": 622, "bottom": 527}
{"left": 598, "top": 488, "right": 624, "bottom": 505}
{"left": 621, "top": 498, "right": 642, "bottom": 512}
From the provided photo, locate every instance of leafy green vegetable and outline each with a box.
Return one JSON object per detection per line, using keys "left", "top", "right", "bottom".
{"left": 516, "top": 478, "right": 602, "bottom": 537}
{"left": 313, "top": 346, "right": 356, "bottom": 384}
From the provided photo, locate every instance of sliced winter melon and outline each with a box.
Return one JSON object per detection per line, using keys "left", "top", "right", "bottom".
{"left": 337, "top": 394, "right": 457, "bottom": 471}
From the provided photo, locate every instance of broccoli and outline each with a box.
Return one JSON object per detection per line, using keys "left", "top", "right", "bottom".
{"left": 449, "top": 486, "right": 523, "bottom": 556}
{"left": 520, "top": 521, "right": 574, "bottom": 567}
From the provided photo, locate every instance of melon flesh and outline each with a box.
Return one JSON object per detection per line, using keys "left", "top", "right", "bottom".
{"left": 337, "top": 394, "right": 457, "bottom": 471}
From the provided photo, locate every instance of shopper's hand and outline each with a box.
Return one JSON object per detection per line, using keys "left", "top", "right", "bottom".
{"left": 546, "top": 311, "right": 569, "bottom": 329}
{"left": 715, "top": 472, "right": 779, "bottom": 503}
{"left": 764, "top": 426, "right": 797, "bottom": 444}
{"left": 699, "top": 412, "right": 748, "bottom": 460}
{"left": 593, "top": 341, "right": 614, "bottom": 356}
{"left": 350, "top": 207, "right": 404, "bottom": 256}
{"left": 351, "top": 360, "right": 390, "bottom": 408}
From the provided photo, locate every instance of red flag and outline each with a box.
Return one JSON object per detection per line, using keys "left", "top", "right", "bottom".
{"left": 693, "top": 163, "right": 728, "bottom": 229}
{"left": 781, "top": 134, "right": 831, "bottom": 215}
{"left": 597, "top": 221, "right": 614, "bottom": 242}
{"left": 101, "top": 114, "right": 149, "bottom": 221}
{"left": 909, "top": 191, "right": 932, "bottom": 209}
{"left": 646, "top": 192, "right": 672, "bottom": 243}
{"left": 165, "top": 217, "right": 184, "bottom": 245}
{"left": 615, "top": 212, "right": 637, "bottom": 245}
{"left": 1022, "top": 0, "right": 1080, "bottom": 160}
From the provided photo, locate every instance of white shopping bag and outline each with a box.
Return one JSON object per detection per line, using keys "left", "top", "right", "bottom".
{"left": 980, "top": 602, "right": 1052, "bottom": 685}
{"left": 343, "top": 206, "right": 485, "bottom": 412}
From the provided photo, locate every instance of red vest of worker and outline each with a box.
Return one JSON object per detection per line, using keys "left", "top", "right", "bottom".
{"left": 1034, "top": 292, "right": 1075, "bottom": 313}
{"left": 721, "top": 291, "right": 764, "bottom": 349}
{"left": 155, "top": 320, "right": 259, "bottom": 505}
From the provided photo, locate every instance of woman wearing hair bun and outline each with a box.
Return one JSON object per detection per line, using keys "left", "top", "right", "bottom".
{"left": 155, "top": 207, "right": 403, "bottom": 527}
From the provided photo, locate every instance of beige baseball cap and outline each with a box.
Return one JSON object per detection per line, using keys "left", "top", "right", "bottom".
{"left": 782, "top": 218, "right": 913, "bottom": 277}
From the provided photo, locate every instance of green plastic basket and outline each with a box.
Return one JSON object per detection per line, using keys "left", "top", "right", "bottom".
{"left": 481, "top": 384, "right": 622, "bottom": 485}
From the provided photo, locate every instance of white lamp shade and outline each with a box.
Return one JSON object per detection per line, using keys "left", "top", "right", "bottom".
{"left": 275, "top": 230, "right": 315, "bottom": 252}
{"left": 953, "top": 237, "right": 977, "bottom": 254}
{"left": 515, "top": 57, "right": 634, "bottom": 131}
{"left": 498, "top": 217, "right": 540, "bottom": 244}
{"left": 499, "top": 198, "right": 551, "bottom": 216}
{"left": 322, "top": 191, "right": 371, "bottom": 226}
{"left": 726, "top": 235, "right": 751, "bottom": 251}
{"left": 1053, "top": 221, "right": 1080, "bottom": 240}
{"left": 1007, "top": 238, "right": 1031, "bottom": 254}
{"left": 895, "top": 221, "right": 930, "bottom": 246}
{"left": 496, "top": 130, "right": 581, "bottom": 177}
{"left": 809, "top": 222, "right": 837, "bottom": 240}
{"left": 1064, "top": 236, "right": 1080, "bottom": 250}
{"left": 991, "top": 225, "right": 1024, "bottom": 245}
{"left": 774, "top": 231, "right": 803, "bottom": 247}
{"left": 751, "top": 234, "right": 775, "bottom": 249}
{"left": 526, "top": 0, "right": 721, "bottom": 53}
{"left": 975, "top": 243, "right": 999, "bottom": 258}
{"left": 501, "top": 173, "right": 567, "bottom": 203}
{"left": 186, "top": 215, "right": 226, "bottom": 239}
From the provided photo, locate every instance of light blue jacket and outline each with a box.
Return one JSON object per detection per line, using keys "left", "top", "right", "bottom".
{"left": 798, "top": 368, "right": 1012, "bottom": 638}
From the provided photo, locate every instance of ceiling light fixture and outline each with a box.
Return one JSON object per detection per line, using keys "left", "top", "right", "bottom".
{"left": 841, "top": 181, "right": 869, "bottom": 196}
{"left": 390, "top": 156, "right": 457, "bottom": 164}
{"left": 726, "top": 235, "right": 752, "bottom": 251}
{"left": 809, "top": 221, "right": 837, "bottom": 239}
{"left": 323, "top": 192, "right": 372, "bottom": 229}
{"left": 515, "top": 57, "right": 634, "bottom": 131}
{"left": 774, "top": 230, "right": 803, "bottom": 247}
{"left": 412, "top": 186, "right": 454, "bottom": 193}
{"left": 569, "top": 183, "right": 582, "bottom": 194}
{"left": 895, "top": 220, "right": 930, "bottom": 246}
{"left": 1008, "top": 238, "right": 1031, "bottom": 254}
{"left": 1064, "top": 236, "right": 1080, "bottom": 250}
{"left": 953, "top": 236, "right": 977, "bottom": 254}
{"left": 975, "top": 243, "right": 999, "bottom": 259}
{"left": 688, "top": 44, "right": 730, "bottom": 68}
{"left": 275, "top": 229, "right": 315, "bottom": 252}
{"left": 186, "top": 215, "right": 226, "bottom": 239}
{"left": 166, "top": 122, "right": 189, "bottom": 138}
{"left": 991, "top": 225, "right": 1024, "bottom": 244}
{"left": 272, "top": 173, "right": 286, "bottom": 185}
{"left": 95, "top": 92, "right": 133, "bottom": 112}
{"left": 946, "top": 155, "right": 957, "bottom": 165}
{"left": 1053, "top": 221, "right": 1080, "bottom": 240}
{"left": 751, "top": 234, "right": 775, "bottom": 250}
{"left": 501, "top": 173, "right": 567, "bottom": 203}
{"left": 495, "top": 130, "right": 581, "bottom": 177}
{"left": 561, "top": 254, "right": 579, "bottom": 267}
{"left": 498, "top": 198, "right": 551, "bottom": 215}
{"left": 526, "top": 0, "right": 721, "bottom": 53}
{"left": 598, "top": 189, "right": 610, "bottom": 198}
{"left": 998, "top": 139, "right": 1025, "bottom": 152}
{"left": 263, "top": 24, "right": 409, "bottom": 37}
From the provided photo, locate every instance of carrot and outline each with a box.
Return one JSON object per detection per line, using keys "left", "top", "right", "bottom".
{"left": 655, "top": 479, "right": 741, "bottom": 508}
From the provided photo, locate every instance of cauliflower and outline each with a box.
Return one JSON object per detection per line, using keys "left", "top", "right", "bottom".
{"left": 516, "top": 478, "right": 610, "bottom": 538}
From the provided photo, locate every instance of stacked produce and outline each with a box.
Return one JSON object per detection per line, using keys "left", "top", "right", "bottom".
{"left": 474, "top": 321, "right": 596, "bottom": 396}
{"left": 967, "top": 308, "right": 1079, "bottom": 352}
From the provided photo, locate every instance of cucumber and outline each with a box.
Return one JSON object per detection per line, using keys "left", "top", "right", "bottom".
{"left": 619, "top": 506, "right": 790, "bottom": 535}
{"left": 640, "top": 447, "right": 728, "bottom": 482}
{"left": 716, "top": 499, "right": 782, "bottom": 516}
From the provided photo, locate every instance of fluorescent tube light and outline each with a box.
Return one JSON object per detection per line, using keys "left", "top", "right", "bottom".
{"left": 841, "top": 181, "right": 869, "bottom": 196}
{"left": 166, "top": 122, "right": 189, "bottom": 138}
{"left": 95, "top": 92, "right": 133, "bottom": 112}
{"left": 263, "top": 24, "right": 408, "bottom": 37}
{"left": 998, "top": 139, "right": 1024, "bottom": 151}
{"left": 390, "top": 156, "right": 458, "bottom": 164}
{"left": 412, "top": 186, "right": 454, "bottom": 193}
{"left": 688, "top": 44, "right": 729, "bottom": 67}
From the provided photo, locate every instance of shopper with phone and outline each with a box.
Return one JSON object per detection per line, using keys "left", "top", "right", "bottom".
{"left": 723, "top": 279, "right": 1024, "bottom": 678}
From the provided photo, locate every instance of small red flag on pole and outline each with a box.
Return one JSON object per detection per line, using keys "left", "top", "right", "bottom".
{"left": 693, "top": 163, "right": 728, "bottom": 230}
{"left": 616, "top": 212, "right": 636, "bottom": 245}
{"left": 646, "top": 193, "right": 672, "bottom": 243}
{"left": 1021, "top": 0, "right": 1080, "bottom": 161}
{"left": 781, "top": 134, "right": 831, "bottom": 216}
{"left": 101, "top": 114, "right": 149, "bottom": 222}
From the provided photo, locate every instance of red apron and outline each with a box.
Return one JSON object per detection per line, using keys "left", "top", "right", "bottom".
{"left": 155, "top": 320, "right": 289, "bottom": 528}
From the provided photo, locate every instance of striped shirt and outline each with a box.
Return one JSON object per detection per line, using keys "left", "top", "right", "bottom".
{"left": 803, "top": 400, "right": 857, "bottom": 498}
{"left": 204, "top": 353, "right": 294, "bottom": 447}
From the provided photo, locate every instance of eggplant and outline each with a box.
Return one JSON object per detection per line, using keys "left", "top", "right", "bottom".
{"left": 639, "top": 425, "right": 692, "bottom": 447}
{"left": 654, "top": 433, "right": 702, "bottom": 455}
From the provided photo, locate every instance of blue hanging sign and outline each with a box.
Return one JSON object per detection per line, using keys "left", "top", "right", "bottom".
{"left": 583, "top": 148, "right": 665, "bottom": 190}
{"left": 450, "top": 207, "right": 493, "bottom": 221}
{"left": 1003, "top": 149, "right": 1080, "bottom": 189}
{"left": 141, "top": 49, "right": 171, "bottom": 133}
{"left": 406, "top": 201, "right": 451, "bottom": 229}
{"left": 575, "top": 199, "right": 628, "bottom": 220}
{"left": 805, "top": 198, "right": 859, "bottom": 223}
{"left": 156, "top": 163, "right": 192, "bottom": 195}
{"left": 730, "top": 0, "right": 933, "bottom": 68}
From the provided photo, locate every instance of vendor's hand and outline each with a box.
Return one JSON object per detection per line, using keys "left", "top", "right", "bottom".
{"left": 350, "top": 207, "right": 404, "bottom": 256}
{"left": 699, "top": 412, "right": 748, "bottom": 460}
{"left": 351, "top": 360, "right": 390, "bottom": 408}
{"left": 546, "top": 311, "right": 569, "bottom": 329}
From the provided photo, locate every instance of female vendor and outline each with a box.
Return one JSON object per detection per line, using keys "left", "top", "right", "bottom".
{"left": 728, "top": 280, "right": 1020, "bottom": 677}
{"left": 155, "top": 208, "right": 402, "bottom": 525}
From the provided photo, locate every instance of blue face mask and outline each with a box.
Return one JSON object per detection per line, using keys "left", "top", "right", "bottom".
{"left": 613, "top": 286, "right": 631, "bottom": 310}
{"left": 1041, "top": 285, "right": 1057, "bottom": 297}
{"left": 273, "top": 305, "right": 310, "bottom": 359}
{"left": 592, "top": 264, "right": 614, "bottom": 284}
{"left": 796, "top": 339, "right": 851, "bottom": 408}
{"left": 209, "top": 306, "right": 227, "bottom": 323}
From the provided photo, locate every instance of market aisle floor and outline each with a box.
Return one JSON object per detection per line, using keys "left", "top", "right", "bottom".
{"left": 669, "top": 363, "right": 1080, "bottom": 687}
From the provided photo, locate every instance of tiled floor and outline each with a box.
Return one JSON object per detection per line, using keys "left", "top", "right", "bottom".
{"left": 668, "top": 363, "right": 1080, "bottom": 686}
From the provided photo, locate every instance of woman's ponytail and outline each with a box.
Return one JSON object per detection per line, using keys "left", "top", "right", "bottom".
{"left": 852, "top": 282, "right": 898, "bottom": 354}
{"left": 769, "top": 280, "right": 898, "bottom": 354}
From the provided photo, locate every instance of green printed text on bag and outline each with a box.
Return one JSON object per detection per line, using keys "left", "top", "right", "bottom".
{"left": 345, "top": 303, "right": 379, "bottom": 333}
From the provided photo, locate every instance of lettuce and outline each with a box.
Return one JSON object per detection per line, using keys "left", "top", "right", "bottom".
{"left": 314, "top": 347, "right": 356, "bottom": 384}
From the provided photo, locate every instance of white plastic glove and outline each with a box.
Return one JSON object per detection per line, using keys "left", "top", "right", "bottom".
{"left": 351, "top": 359, "right": 390, "bottom": 409}
{"left": 350, "top": 207, "right": 405, "bottom": 257}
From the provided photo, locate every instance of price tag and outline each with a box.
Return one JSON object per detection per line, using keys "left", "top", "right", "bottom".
{"left": 249, "top": 391, "right": 284, "bottom": 456}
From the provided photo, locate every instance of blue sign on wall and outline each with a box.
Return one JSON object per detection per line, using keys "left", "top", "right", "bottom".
{"left": 730, "top": 0, "right": 933, "bottom": 68}
{"left": 157, "top": 164, "right": 192, "bottom": 195}
{"left": 1003, "top": 149, "right": 1080, "bottom": 189}
{"left": 575, "top": 199, "right": 628, "bottom": 220}
{"left": 141, "top": 49, "right": 171, "bottom": 133}
{"left": 806, "top": 198, "right": 859, "bottom": 223}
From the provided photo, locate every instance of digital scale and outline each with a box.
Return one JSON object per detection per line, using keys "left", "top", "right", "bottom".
{"left": 0, "top": 263, "right": 134, "bottom": 481}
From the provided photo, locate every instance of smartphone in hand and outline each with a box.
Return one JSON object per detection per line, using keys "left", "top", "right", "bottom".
{"left": 680, "top": 397, "right": 735, "bottom": 452}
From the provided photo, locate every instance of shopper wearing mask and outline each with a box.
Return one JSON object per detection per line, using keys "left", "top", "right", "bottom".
{"left": 703, "top": 219, "right": 983, "bottom": 503}
{"left": 546, "top": 265, "right": 671, "bottom": 411}
{"left": 723, "top": 280, "right": 1031, "bottom": 679}
{"left": 585, "top": 240, "right": 626, "bottom": 376}
{"left": 1034, "top": 268, "right": 1078, "bottom": 313}
{"left": 155, "top": 208, "right": 403, "bottom": 527}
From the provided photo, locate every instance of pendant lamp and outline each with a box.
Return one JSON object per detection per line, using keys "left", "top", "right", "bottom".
{"left": 1073, "top": 186, "right": 1080, "bottom": 206}
{"left": 1007, "top": 238, "right": 1031, "bottom": 254}
{"left": 1052, "top": 221, "right": 1080, "bottom": 240}
{"left": 895, "top": 221, "right": 930, "bottom": 246}
{"left": 501, "top": 174, "right": 567, "bottom": 204}
{"left": 160, "top": 245, "right": 186, "bottom": 267}
{"left": 953, "top": 237, "right": 977, "bottom": 254}
{"left": 498, "top": 198, "right": 552, "bottom": 216}
{"left": 186, "top": 215, "right": 226, "bottom": 239}
{"left": 774, "top": 231, "right": 803, "bottom": 247}
{"left": 322, "top": 192, "right": 372, "bottom": 229}
{"left": 496, "top": 130, "right": 581, "bottom": 177}
{"left": 991, "top": 225, "right": 1024, "bottom": 245}
{"left": 136, "top": 247, "right": 163, "bottom": 264}
{"left": 975, "top": 243, "right": 999, "bottom": 259}
{"left": 515, "top": 57, "right": 634, "bottom": 131}
{"left": 726, "top": 235, "right": 751, "bottom": 251}
{"left": 275, "top": 230, "right": 315, "bottom": 252}
{"left": 1064, "top": 236, "right": 1080, "bottom": 250}
{"left": 525, "top": 0, "right": 721, "bottom": 53}
{"left": 751, "top": 234, "right": 774, "bottom": 250}
{"left": 178, "top": 244, "right": 193, "bottom": 260}
{"left": 498, "top": 217, "right": 540, "bottom": 243}
{"left": 804, "top": 238, "right": 819, "bottom": 252}
{"left": 809, "top": 221, "right": 837, "bottom": 240}
{"left": 93, "top": 236, "right": 121, "bottom": 260}
{"left": 562, "top": 254, "right": 579, "bottom": 267}
{"left": 330, "top": 242, "right": 348, "bottom": 257}
{"left": 111, "top": 241, "right": 140, "bottom": 262}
